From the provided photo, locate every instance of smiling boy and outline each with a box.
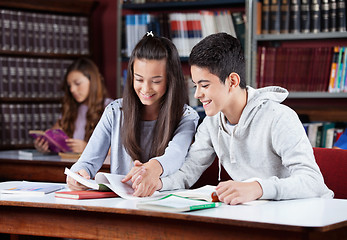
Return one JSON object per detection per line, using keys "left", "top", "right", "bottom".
{"left": 157, "top": 33, "right": 333, "bottom": 204}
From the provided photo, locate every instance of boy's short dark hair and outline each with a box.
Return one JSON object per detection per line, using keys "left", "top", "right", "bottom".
{"left": 189, "top": 32, "right": 246, "bottom": 89}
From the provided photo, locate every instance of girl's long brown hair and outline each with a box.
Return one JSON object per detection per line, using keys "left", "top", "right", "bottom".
{"left": 59, "top": 58, "right": 108, "bottom": 141}
{"left": 122, "top": 34, "right": 188, "bottom": 162}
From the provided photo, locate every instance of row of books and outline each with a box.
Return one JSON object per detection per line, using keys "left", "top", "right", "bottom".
{"left": 303, "top": 122, "right": 346, "bottom": 148}
{"left": 0, "top": 9, "right": 90, "bottom": 54}
{"left": 123, "top": 11, "right": 245, "bottom": 57}
{"left": 328, "top": 46, "right": 347, "bottom": 93}
{"left": 0, "top": 103, "right": 61, "bottom": 146}
{"left": 123, "top": 0, "right": 200, "bottom": 3}
{"left": 260, "top": 0, "right": 346, "bottom": 34}
{"left": 256, "top": 45, "right": 347, "bottom": 92}
{"left": 0, "top": 57, "right": 72, "bottom": 99}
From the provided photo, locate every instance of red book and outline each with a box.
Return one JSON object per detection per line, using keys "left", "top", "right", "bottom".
{"left": 55, "top": 190, "right": 118, "bottom": 200}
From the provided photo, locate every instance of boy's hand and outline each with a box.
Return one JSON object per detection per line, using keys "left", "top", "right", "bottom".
{"left": 66, "top": 169, "right": 90, "bottom": 191}
{"left": 215, "top": 180, "right": 263, "bottom": 205}
{"left": 123, "top": 159, "right": 163, "bottom": 197}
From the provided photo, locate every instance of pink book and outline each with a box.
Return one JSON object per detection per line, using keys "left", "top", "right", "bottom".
{"left": 29, "top": 129, "right": 71, "bottom": 153}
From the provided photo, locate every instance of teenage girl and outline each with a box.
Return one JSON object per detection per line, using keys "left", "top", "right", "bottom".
{"left": 67, "top": 33, "right": 199, "bottom": 196}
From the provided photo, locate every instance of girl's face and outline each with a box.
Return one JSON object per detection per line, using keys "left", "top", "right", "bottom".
{"left": 133, "top": 58, "right": 167, "bottom": 112}
{"left": 67, "top": 70, "right": 90, "bottom": 103}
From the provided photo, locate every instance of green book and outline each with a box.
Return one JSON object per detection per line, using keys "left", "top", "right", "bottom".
{"left": 136, "top": 194, "right": 222, "bottom": 213}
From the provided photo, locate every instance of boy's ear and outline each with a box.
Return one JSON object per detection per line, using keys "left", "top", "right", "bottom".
{"left": 226, "top": 72, "right": 240, "bottom": 89}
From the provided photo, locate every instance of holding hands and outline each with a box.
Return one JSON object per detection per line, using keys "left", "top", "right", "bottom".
{"left": 122, "top": 159, "right": 163, "bottom": 197}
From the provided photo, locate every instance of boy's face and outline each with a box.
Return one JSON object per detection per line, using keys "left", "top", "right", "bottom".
{"left": 191, "top": 65, "right": 229, "bottom": 117}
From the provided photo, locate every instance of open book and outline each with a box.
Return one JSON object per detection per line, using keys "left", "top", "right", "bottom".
{"left": 64, "top": 168, "right": 162, "bottom": 199}
{"left": 136, "top": 194, "right": 222, "bottom": 213}
{"left": 29, "top": 129, "right": 71, "bottom": 153}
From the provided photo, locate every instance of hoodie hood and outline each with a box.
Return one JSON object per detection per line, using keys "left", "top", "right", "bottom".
{"left": 219, "top": 86, "right": 289, "bottom": 136}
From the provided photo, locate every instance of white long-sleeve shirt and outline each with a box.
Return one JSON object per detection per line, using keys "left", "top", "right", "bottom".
{"left": 71, "top": 98, "right": 199, "bottom": 178}
{"left": 161, "top": 86, "right": 333, "bottom": 200}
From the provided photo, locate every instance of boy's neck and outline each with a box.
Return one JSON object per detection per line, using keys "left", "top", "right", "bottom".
{"left": 223, "top": 87, "right": 247, "bottom": 125}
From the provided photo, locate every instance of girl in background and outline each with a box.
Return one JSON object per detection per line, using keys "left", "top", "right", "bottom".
{"left": 67, "top": 33, "right": 199, "bottom": 196}
{"left": 34, "top": 58, "right": 112, "bottom": 153}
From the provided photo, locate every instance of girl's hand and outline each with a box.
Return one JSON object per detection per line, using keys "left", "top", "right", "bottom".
{"left": 65, "top": 139, "right": 87, "bottom": 153}
{"left": 34, "top": 137, "right": 50, "bottom": 153}
{"left": 215, "top": 180, "right": 263, "bottom": 205}
{"left": 66, "top": 169, "right": 90, "bottom": 191}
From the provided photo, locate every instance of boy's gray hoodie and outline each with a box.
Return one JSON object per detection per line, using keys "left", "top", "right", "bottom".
{"left": 161, "top": 86, "right": 333, "bottom": 200}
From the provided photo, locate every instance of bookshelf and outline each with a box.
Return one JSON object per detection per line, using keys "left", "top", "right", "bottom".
{"left": 246, "top": 0, "right": 347, "bottom": 122}
{"left": 0, "top": 0, "right": 96, "bottom": 150}
{"left": 117, "top": 0, "right": 246, "bottom": 100}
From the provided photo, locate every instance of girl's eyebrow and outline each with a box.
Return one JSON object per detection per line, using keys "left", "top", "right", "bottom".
{"left": 134, "top": 73, "right": 163, "bottom": 79}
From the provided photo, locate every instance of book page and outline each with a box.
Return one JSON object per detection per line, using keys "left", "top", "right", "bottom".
{"left": 174, "top": 185, "right": 217, "bottom": 202}
{"left": 64, "top": 168, "right": 99, "bottom": 190}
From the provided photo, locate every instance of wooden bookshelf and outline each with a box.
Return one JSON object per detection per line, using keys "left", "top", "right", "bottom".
{"left": 0, "top": 0, "right": 96, "bottom": 150}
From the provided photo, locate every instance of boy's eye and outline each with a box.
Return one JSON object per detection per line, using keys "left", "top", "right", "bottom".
{"left": 202, "top": 84, "right": 209, "bottom": 88}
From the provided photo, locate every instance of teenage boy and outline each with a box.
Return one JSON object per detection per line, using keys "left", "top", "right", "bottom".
{"left": 128, "top": 33, "right": 333, "bottom": 203}
{"left": 157, "top": 32, "right": 333, "bottom": 204}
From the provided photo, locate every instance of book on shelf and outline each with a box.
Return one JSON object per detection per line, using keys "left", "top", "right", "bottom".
{"left": 330, "top": 0, "right": 337, "bottom": 32}
{"left": 269, "top": 0, "right": 281, "bottom": 34}
{"left": 261, "top": 0, "right": 271, "bottom": 34}
{"left": 29, "top": 129, "right": 71, "bottom": 153}
{"left": 64, "top": 168, "right": 162, "bottom": 200}
{"left": 280, "top": 0, "right": 290, "bottom": 33}
{"left": 0, "top": 181, "right": 64, "bottom": 196}
{"left": 337, "top": 0, "right": 346, "bottom": 32}
{"left": 55, "top": 190, "right": 118, "bottom": 200}
{"left": 321, "top": 0, "right": 330, "bottom": 32}
{"left": 311, "top": 0, "right": 321, "bottom": 33}
{"left": 136, "top": 194, "right": 222, "bottom": 213}
{"left": 300, "top": 0, "right": 310, "bottom": 33}
{"left": 231, "top": 12, "right": 245, "bottom": 50}
{"left": 289, "top": 0, "right": 301, "bottom": 33}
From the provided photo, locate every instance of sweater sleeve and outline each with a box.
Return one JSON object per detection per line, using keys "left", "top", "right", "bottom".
{"left": 154, "top": 105, "right": 199, "bottom": 177}
{"left": 257, "top": 108, "right": 334, "bottom": 200}
{"left": 161, "top": 116, "right": 217, "bottom": 190}
{"left": 70, "top": 101, "right": 115, "bottom": 178}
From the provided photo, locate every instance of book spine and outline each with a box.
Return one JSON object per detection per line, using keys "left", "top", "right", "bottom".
{"left": 270, "top": 0, "right": 281, "bottom": 34}
{"left": 321, "top": 0, "right": 330, "bottom": 32}
{"left": 328, "top": 46, "right": 340, "bottom": 92}
{"left": 280, "top": 0, "right": 290, "bottom": 33}
{"left": 301, "top": 0, "right": 311, "bottom": 33}
{"left": 330, "top": 0, "right": 337, "bottom": 31}
{"left": 311, "top": 0, "right": 321, "bottom": 33}
{"left": 290, "top": 0, "right": 301, "bottom": 33}
{"left": 0, "top": 56, "right": 4, "bottom": 98}
{"left": 336, "top": 0, "right": 346, "bottom": 32}
{"left": 262, "top": 0, "right": 271, "bottom": 34}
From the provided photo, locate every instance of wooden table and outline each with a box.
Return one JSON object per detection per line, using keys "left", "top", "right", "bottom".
{"left": 0, "top": 150, "right": 110, "bottom": 183}
{"left": 0, "top": 181, "right": 346, "bottom": 240}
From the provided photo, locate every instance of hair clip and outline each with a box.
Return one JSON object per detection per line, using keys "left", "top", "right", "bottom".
{"left": 146, "top": 31, "right": 154, "bottom": 37}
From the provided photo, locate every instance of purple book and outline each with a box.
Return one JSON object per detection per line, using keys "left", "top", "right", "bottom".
{"left": 29, "top": 128, "right": 71, "bottom": 153}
